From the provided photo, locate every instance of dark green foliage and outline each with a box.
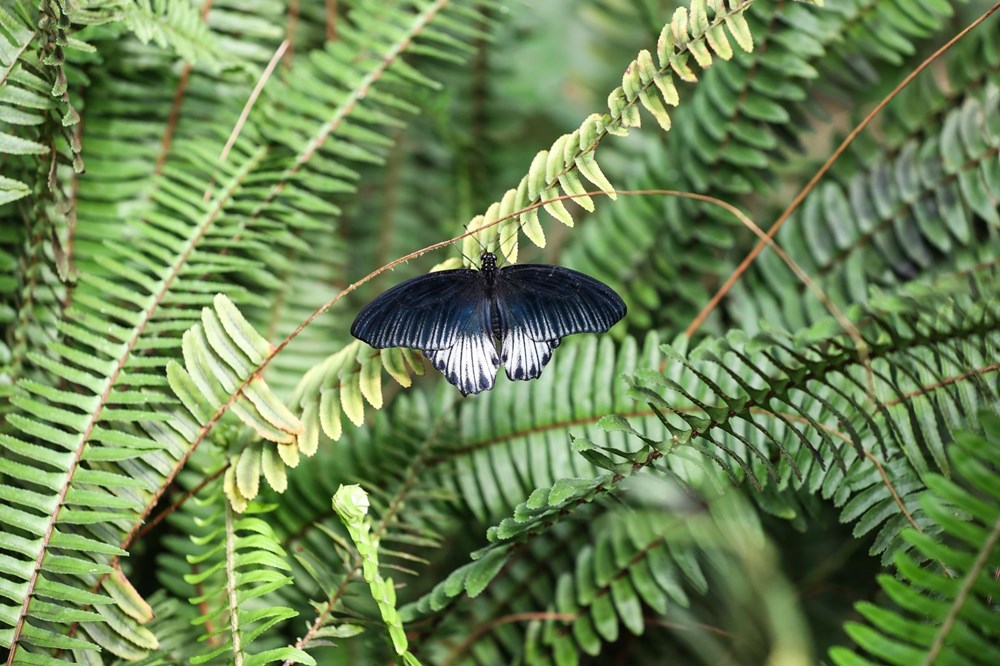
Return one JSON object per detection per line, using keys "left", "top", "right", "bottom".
{"left": 1, "top": 0, "right": 999, "bottom": 664}
{"left": 830, "top": 412, "right": 1000, "bottom": 665}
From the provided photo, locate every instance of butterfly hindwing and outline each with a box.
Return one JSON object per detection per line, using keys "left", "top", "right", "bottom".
{"left": 496, "top": 265, "right": 626, "bottom": 342}
{"left": 422, "top": 297, "right": 499, "bottom": 395}
{"left": 499, "top": 327, "right": 559, "bottom": 381}
{"left": 350, "top": 269, "right": 484, "bottom": 350}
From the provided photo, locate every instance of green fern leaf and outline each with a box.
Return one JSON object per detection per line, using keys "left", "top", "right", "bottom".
{"left": 830, "top": 410, "right": 1000, "bottom": 665}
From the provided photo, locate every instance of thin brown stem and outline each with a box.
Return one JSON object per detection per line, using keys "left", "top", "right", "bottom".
{"left": 325, "top": 0, "right": 338, "bottom": 41}
{"left": 759, "top": 409, "right": 920, "bottom": 532}
{"left": 651, "top": 191, "right": 873, "bottom": 400}
{"left": 881, "top": 363, "right": 1000, "bottom": 408}
{"left": 285, "top": 0, "right": 299, "bottom": 67}
{"left": 219, "top": 40, "right": 290, "bottom": 163}
{"left": 645, "top": 617, "right": 734, "bottom": 638}
{"left": 132, "top": 464, "right": 229, "bottom": 543}
{"left": 153, "top": 0, "right": 215, "bottom": 176}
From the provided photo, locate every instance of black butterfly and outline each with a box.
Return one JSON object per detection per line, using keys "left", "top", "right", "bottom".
{"left": 351, "top": 252, "right": 626, "bottom": 395}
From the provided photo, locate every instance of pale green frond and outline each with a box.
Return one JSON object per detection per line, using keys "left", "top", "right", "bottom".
{"left": 461, "top": 0, "right": 755, "bottom": 264}
{"left": 291, "top": 340, "right": 424, "bottom": 446}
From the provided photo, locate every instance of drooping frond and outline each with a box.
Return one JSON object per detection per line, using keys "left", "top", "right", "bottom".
{"left": 0, "top": 0, "right": 100, "bottom": 389}
{"left": 403, "top": 500, "right": 701, "bottom": 662}
{"left": 518, "top": 491, "right": 807, "bottom": 664}
{"left": 830, "top": 410, "right": 1000, "bottom": 665}
{"left": 291, "top": 341, "right": 425, "bottom": 448}
{"left": 166, "top": 294, "right": 303, "bottom": 510}
{"left": 1, "top": 3, "right": 501, "bottom": 659}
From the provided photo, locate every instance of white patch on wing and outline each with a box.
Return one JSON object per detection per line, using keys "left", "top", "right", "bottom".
{"left": 424, "top": 332, "right": 499, "bottom": 395}
{"left": 500, "top": 326, "right": 558, "bottom": 382}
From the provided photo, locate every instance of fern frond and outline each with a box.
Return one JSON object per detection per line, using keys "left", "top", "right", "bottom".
{"left": 435, "top": 333, "right": 662, "bottom": 523}
{"left": 290, "top": 341, "right": 424, "bottom": 448}
{"left": 563, "top": 0, "right": 988, "bottom": 334}
{"left": 107, "top": 591, "right": 200, "bottom": 666}
{"left": 182, "top": 486, "right": 312, "bottom": 665}
{"left": 730, "top": 80, "right": 1000, "bottom": 334}
{"left": 117, "top": 0, "right": 223, "bottom": 66}
{"left": 259, "top": 231, "right": 345, "bottom": 400}
{"left": 0, "top": 0, "right": 85, "bottom": 205}
{"left": 239, "top": 0, "right": 495, "bottom": 251}
{"left": 2, "top": 18, "right": 510, "bottom": 655}
{"left": 166, "top": 294, "right": 303, "bottom": 510}
{"left": 624, "top": 269, "right": 1000, "bottom": 561}
{"left": 461, "top": 0, "right": 756, "bottom": 265}
{"left": 518, "top": 493, "right": 792, "bottom": 664}
{"left": 830, "top": 410, "right": 1000, "bottom": 665}
{"left": 522, "top": 506, "right": 707, "bottom": 661}
{"left": 0, "top": 136, "right": 279, "bottom": 662}
{"left": 406, "top": 479, "right": 811, "bottom": 664}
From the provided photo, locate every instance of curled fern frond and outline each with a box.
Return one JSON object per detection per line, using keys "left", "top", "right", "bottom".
{"left": 249, "top": 392, "right": 458, "bottom": 661}
{"left": 333, "top": 484, "right": 422, "bottom": 663}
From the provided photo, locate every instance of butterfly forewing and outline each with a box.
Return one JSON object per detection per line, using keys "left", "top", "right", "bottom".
{"left": 496, "top": 265, "right": 626, "bottom": 342}
{"left": 350, "top": 270, "right": 484, "bottom": 350}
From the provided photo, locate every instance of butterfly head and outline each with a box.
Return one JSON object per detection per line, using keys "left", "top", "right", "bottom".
{"left": 479, "top": 251, "right": 497, "bottom": 274}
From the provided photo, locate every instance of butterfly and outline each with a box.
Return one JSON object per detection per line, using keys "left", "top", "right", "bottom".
{"left": 351, "top": 252, "right": 626, "bottom": 395}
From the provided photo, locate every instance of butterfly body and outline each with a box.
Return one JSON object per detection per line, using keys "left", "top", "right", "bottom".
{"left": 351, "top": 252, "right": 626, "bottom": 395}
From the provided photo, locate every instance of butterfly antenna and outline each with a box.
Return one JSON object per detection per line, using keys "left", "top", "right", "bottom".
{"left": 496, "top": 222, "right": 520, "bottom": 268}
{"left": 459, "top": 218, "right": 490, "bottom": 268}
{"left": 456, "top": 245, "right": 480, "bottom": 269}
